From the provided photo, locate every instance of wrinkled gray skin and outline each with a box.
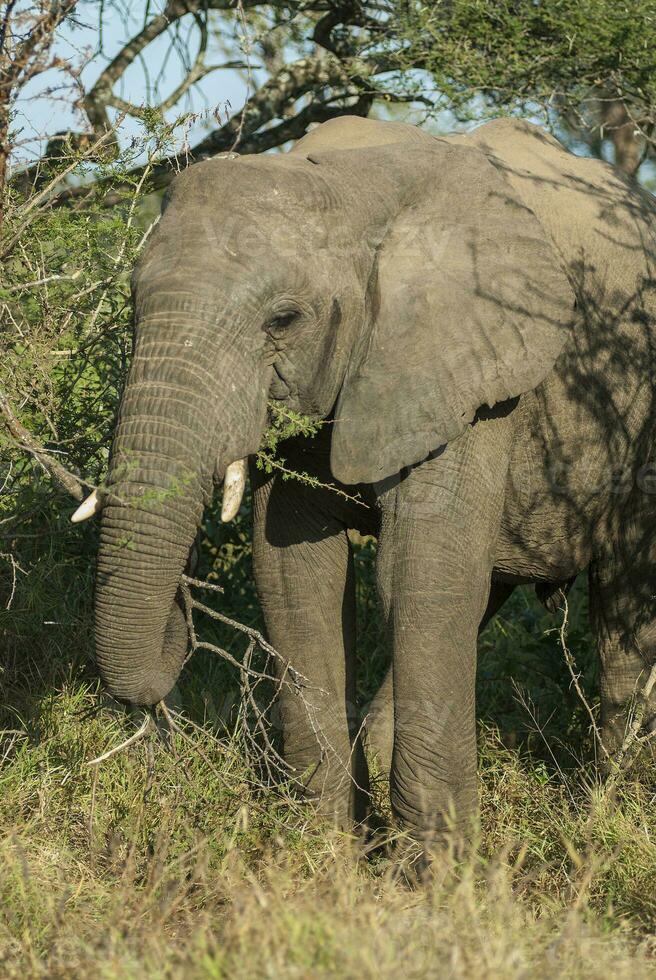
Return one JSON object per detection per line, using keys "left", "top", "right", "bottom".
{"left": 95, "top": 116, "right": 656, "bottom": 845}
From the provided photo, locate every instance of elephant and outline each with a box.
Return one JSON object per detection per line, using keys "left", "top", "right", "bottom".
{"left": 76, "top": 113, "right": 656, "bottom": 848}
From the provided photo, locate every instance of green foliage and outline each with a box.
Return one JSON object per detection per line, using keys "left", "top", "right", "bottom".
{"left": 0, "top": 113, "right": 212, "bottom": 715}
{"left": 395, "top": 0, "right": 656, "bottom": 110}
{"left": 390, "top": 0, "right": 656, "bottom": 174}
{"left": 256, "top": 403, "right": 323, "bottom": 477}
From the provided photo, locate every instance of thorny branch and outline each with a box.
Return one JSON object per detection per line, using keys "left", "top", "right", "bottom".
{"left": 10, "top": 1, "right": 383, "bottom": 206}
{"left": 606, "top": 660, "right": 656, "bottom": 787}
{"left": 551, "top": 590, "right": 656, "bottom": 784}
{"left": 84, "top": 567, "right": 360, "bottom": 812}
{"left": 51, "top": 50, "right": 373, "bottom": 208}
{"left": 0, "top": 388, "right": 84, "bottom": 500}
{"left": 180, "top": 574, "right": 326, "bottom": 787}
{"left": 552, "top": 591, "right": 610, "bottom": 763}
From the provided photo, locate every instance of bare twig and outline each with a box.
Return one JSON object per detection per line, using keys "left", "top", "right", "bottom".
{"left": 180, "top": 573, "right": 305, "bottom": 675}
{"left": 4, "top": 269, "right": 83, "bottom": 293}
{"left": 0, "top": 388, "right": 84, "bottom": 500}
{"left": 86, "top": 713, "right": 154, "bottom": 765}
{"left": 606, "top": 660, "right": 656, "bottom": 786}
{"left": 549, "top": 592, "right": 609, "bottom": 762}
{"left": 88, "top": 766, "right": 98, "bottom": 840}
{"left": 82, "top": 572, "right": 364, "bottom": 822}
{"left": 156, "top": 699, "right": 280, "bottom": 813}
{"left": 0, "top": 550, "right": 24, "bottom": 609}
{"left": 178, "top": 574, "right": 363, "bottom": 796}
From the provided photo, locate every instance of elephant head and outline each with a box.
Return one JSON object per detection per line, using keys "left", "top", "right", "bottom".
{"left": 81, "top": 118, "right": 574, "bottom": 705}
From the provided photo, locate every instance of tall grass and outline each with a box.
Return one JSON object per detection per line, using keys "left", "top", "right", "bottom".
{"left": 2, "top": 535, "right": 656, "bottom": 977}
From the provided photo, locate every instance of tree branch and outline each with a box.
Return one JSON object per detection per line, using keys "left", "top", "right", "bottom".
{"left": 189, "top": 50, "right": 363, "bottom": 155}
{"left": 8, "top": 2, "right": 384, "bottom": 217}
{"left": 0, "top": 390, "right": 84, "bottom": 501}
{"left": 237, "top": 91, "right": 374, "bottom": 153}
{"left": 1, "top": 124, "right": 120, "bottom": 260}
{"left": 1, "top": 0, "right": 79, "bottom": 93}
{"left": 81, "top": 0, "right": 271, "bottom": 134}
{"left": 51, "top": 50, "right": 373, "bottom": 207}
{"left": 0, "top": 1, "right": 81, "bottom": 233}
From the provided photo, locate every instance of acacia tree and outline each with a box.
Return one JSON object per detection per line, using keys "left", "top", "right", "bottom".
{"left": 393, "top": 0, "right": 656, "bottom": 179}
{"left": 6, "top": 1, "right": 656, "bottom": 213}
{"left": 10, "top": 0, "right": 399, "bottom": 206}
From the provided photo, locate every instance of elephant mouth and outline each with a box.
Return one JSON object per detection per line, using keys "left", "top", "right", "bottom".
{"left": 270, "top": 361, "right": 293, "bottom": 400}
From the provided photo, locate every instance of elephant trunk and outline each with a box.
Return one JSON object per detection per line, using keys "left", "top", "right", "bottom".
{"left": 94, "top": 301, "right": 264, "bottom": 705}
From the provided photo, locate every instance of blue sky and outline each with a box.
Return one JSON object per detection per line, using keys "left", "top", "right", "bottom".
{"left": 13, "top": 3, "right": 449, "bottom": 168}
{"left": 13, "top": 3, "right": 252, "bottom": 164}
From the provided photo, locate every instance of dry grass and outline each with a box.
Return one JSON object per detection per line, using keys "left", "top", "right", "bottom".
{"left": 2, "top": 670, "right": 656, "bottom": 979}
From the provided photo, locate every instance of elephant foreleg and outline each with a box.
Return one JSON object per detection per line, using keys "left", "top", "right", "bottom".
{"left": 365, "top": 579, "right": 515, "bottom": 781}
{"left": 377, "top": 415, "right": 513, "bottom": 846}
{"left": 251, "top": 466, "right": 369, "bottom": 826}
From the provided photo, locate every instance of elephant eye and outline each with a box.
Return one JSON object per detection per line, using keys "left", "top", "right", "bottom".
{"left": 266, "top": 310, "right": 299, "bottom": 332}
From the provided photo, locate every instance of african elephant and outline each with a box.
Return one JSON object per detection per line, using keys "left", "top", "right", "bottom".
{"left": 77, "top": 114, "right": 656, "bottom": 846}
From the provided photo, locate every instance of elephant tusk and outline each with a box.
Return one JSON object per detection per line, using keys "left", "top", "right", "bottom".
{"left": 71, "top": 489, "right": 101, "bottom": 523}
{"left": 221, "top": 458, "right": 247, "bottom": 522}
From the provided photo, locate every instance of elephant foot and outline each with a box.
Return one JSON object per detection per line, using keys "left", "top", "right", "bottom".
{"left": 386, "top": 833, "right": 469, "bottom": 891}
{"left": 363, "top": 806, "right": 474, "bottom": 888}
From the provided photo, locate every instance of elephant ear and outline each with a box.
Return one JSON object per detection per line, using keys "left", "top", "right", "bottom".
{"left": 330, "top": 141, "right": 576, "bottom": 486}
